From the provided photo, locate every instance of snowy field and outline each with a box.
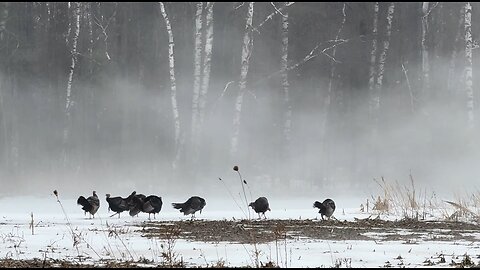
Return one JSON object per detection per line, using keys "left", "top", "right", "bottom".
{"left": 0, "top": 194, "right": 479, "bottom": 268}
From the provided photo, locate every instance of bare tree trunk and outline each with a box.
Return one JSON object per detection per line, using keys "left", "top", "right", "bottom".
{"left": 0, "top": 2, "right": 7, "bottom": 41}
{"left": 421, "top": 2, "right": 430, "bottom": 96}
{"left": 447, "top": 7, "right": 464, "bottom": 95}
{"left": 369, "top": 2, "right": 395, "bottom": 169}
{"left": 86, "top": 3, "right": 94, "bottom": 76}
{"left": 0, "top": 2, "right": 8, "bottom": 164}
{"left": 63, "top": 1, "right": 80, "bottom": 167}
{"left": 464, "top": 2, "right": 474, "bottom": 129}
{"left": 373, "top": 2, "right": 394, "bottom": 120}
{"left": 230, "top": 2, "right": 254, "bottom": 157}
{"left": 368, "top": 2, "right": 379, "bottom": 99}
{"left": 160, "top": 2, "right": 182, "bottom": 170}
{"left": 0, "top": 77, "right": 6, "bottom": 167}
{"left": 320, "top": 3, "right": 346, "bottom": 184}
{"left": 281, "top": 5, "right": 292, "bottom": 153}
{"left": 198, "top": 2, "right": 214, "bottom": 134}
{"left": 191, "top": 2, "right": 204, "bottom": 153}
{"left": 367, "top": 2, "right": 379, "bottom": 172}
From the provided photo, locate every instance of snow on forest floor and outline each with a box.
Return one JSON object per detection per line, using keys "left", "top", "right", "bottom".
{"left": 0, "top": 194, "right": 479, "bottom": 268}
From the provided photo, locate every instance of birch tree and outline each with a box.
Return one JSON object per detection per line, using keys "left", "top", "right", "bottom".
{"left": 281, "top": 4, "right": 292, "bottom": 155}
{"left": 368, "top": 2, "right": 379, "bottom": 103}
{"left": 191, "top": 2, "right": 214, "bottom": 169}
{"left": 372, "top": 2, "right": 394, "bottom": 125}
{"left": 191, "top": 2, "right": 204, "bottom": 153}
{"left": 447, "top": 7, "right": 464, "bottom": 95}
{"left": 63, "top": 1, "right": 81, "bottom": 166}
{"left": 160, "top": 2, "right": 182, "bottom": 169}
{"left": 230, "top": 2, "right": 254, "bottom": 157}
{"left": 421, "top": 2, "right": 430, "bottom": 96}
{"left": 369, "top": 2, "right": 394, "bottom": 168}
{"left": 464, "top": 2, "right": 474, "bottom": 129}
{"left": 198, "top": 2, "right": 214, "bottom": 136}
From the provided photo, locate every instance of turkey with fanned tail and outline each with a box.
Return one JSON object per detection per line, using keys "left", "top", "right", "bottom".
{"left": 77, "top": 191, "right": 100, "bottom": 219}
{"left": 313, "top": 198, "right": 336, "bottom": 220}
{"left": 128, "top": 192, "right": 147, "bottom": 217}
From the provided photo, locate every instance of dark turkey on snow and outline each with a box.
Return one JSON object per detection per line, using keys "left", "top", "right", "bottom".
{"left": 127, "top": 192, "right": 147, "bottom": 217}
{"left": 77, "top": 191, "right": 100, "bottom": 218}
{"left": 105, "top": 191, "right": 136, "bottom": 218}
{"left": 172, "top": 196, "right": 206, "bottom": 218}
{"left": 128, "top": 194, "right": 163, "bottom": 219}
{"left": 249, "top": 197, "right": 271, "bottom": 219}
{"left": 141, "top": 195, "right": 163, "bottom": 219}
{"left": 313, "top": 198, "right": 336, "bottom": 220}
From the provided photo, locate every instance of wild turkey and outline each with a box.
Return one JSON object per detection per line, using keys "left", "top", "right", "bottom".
{"left": 313, "top": 198, "right": 336, "bottom": 220}
{"left": 172, "top": 196, "right": 206, "bottom": 218}
{"left": 141, "top": 195, "right": 163, "bottom": 219}
{"left": 105, "top": 191, "right": 136, "bottom": 218}
{"left": 128, "top": 192, "right": 147, "bottom": 217}
{"left": 127, "top": 194, "right": 163, "bottom": 219}
{"left": 249, "top": 197, "right": 271, "bottom": 219}
{"left": 77, "top": 191, "right": 100, "bottom": 218}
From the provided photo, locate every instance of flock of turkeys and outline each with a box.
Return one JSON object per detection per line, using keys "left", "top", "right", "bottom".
{"left": 77, "top": 191, "right": 335, "bottom": 220}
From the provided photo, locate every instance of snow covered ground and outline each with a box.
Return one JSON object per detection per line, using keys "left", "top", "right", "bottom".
{"left": 0, "top": 194, "right": 479, "bottom": 268}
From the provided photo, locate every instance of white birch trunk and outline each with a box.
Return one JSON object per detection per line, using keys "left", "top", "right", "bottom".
{"left": 63, "top": 1, "right": 80, "bottom": 165}
{"left": 369, "top": 2, "right": 394, "bottom": 169}
{"left": 373, "top": 2, "right": 395, "bottom": 115}
{"left": 191, "top": 2, "right": 204, "bottom": 148}
{"left": 465, "top": 2, "right": 474, "bottom": 129}
{"left": 198, "top": 2, "right": 214, "bottom": 130}
{"left": 66, "top": 2, "right": 72, "bottom": 46}
{"left": 281, "top": 6, "right": 292, "bottom": 150}
{"left": 160, "top": 2, "right": 182, "bottom": 169}
{"left": 421, "top": 2, "right": 430, "bottom": 95}
{"left": 0, "top": 2, "right": 7, "bottom": 41}
{"left": 447, "top": 9, "right": 464, "bottom": 95}
{"left": 87, "top": 3, "right": 94, "bottom": 76}
{"left": 230, "top": 2, "right": 254, "bottom": 157}
{"left": 368, "top": 2, "right": 379, "bottom": 99}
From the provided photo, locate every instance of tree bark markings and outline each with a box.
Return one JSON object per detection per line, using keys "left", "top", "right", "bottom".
{"left": 230, "top": 2, "right": 254, "bottom": 158}
{"left": 464, "top": 2, "right": 474, "bottom": 129}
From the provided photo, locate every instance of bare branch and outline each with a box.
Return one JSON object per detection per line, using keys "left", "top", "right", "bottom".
{"left": 401, "top": 62, "right": 415, "bottom": 113}
{"left": 92, "top": 3, "right": 117, "bottom": 61}
{"left": 254, "top": 2, "right": 294, "bottom": 32}
{"left": 270, "top": 2, "right": 286, "bottom": 17}
{"left": 234, "top": 2, "right": 245, "bottom": 10}
{"left": 423, "top": 2, "right": 439, "bottom": 19}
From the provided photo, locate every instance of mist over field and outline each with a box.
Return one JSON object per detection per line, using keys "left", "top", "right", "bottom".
{"left": 0, "top": 2, "right": 479, "bottom": 202}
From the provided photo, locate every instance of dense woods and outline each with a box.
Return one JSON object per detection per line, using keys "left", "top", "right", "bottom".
{"left": 0, "top": 2, "right": 478, "bottom": 196}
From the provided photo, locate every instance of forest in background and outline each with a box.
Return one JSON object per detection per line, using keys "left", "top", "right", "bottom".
{"left": 0, "top": 2, "right": 479, "bottom": 197}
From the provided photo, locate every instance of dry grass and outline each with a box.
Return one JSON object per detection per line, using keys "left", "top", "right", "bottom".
{"left": 367, "top": 176, "right": 480, "bottom": 223}
{"left": 368, "top": 175, "right": 431, "bottom": 220}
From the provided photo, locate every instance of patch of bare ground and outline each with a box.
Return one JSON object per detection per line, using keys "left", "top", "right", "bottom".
{"left": 136, "top": 217, "right": 480, "bottom": 244}
{"left": 0, "top": 258, "right": 149, "bottom": 268}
